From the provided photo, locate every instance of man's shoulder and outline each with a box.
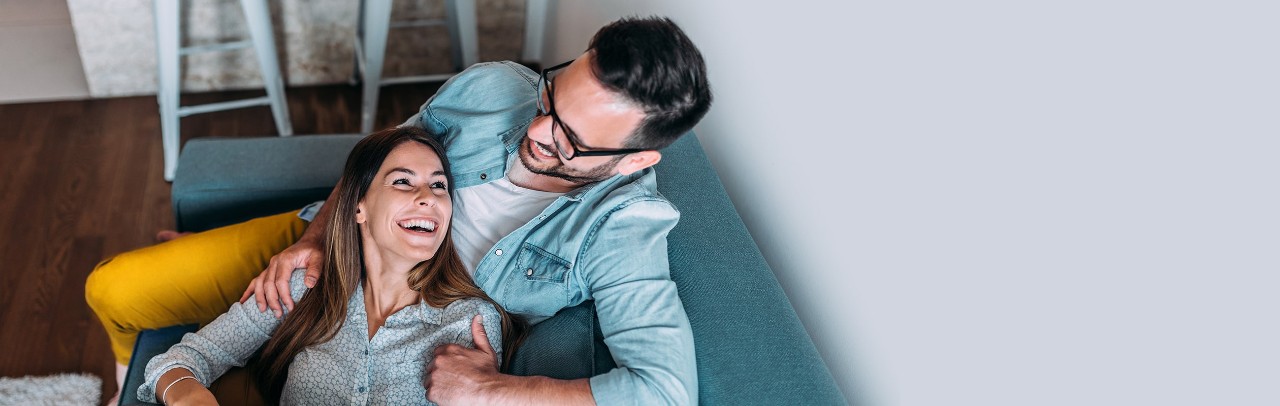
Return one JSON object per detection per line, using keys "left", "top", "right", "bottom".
{"left": 604, "top": 168, "right": 676, "bottom": 207}
{"left": 445, "top": 61, "right": 539, "bottom": 96}
{"left": 423, "top": 61, "right": 539, "bottom": 134}
{"left": 587, "top": 168, "right": 680, "bottom": 225}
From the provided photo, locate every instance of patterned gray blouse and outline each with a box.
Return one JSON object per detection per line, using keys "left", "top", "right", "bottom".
{"left": 138, "top": 270, "right": 503, "bottom": 405}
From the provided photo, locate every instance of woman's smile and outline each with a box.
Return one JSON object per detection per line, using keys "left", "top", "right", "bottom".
{"left": 396, "top": 217, "right": 439, "bottom": 233}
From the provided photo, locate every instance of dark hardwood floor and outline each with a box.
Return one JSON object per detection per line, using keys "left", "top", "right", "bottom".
{"left": 0, "top": 81, "right": 443, "bottom": 404}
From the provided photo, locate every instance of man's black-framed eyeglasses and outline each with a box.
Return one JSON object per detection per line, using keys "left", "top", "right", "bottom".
{"left": 537, "top": 60, "right": 649, "bottom": 161}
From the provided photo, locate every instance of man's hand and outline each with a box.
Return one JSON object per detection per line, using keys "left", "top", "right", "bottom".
{"left": 426, "top": 315, "right": 503, "bottom": 405}
{"left": 238, "top": 237, "right": 323, "bottom": 318}
{"left": 425, "top": 315, "right": 595, "bottom": 405}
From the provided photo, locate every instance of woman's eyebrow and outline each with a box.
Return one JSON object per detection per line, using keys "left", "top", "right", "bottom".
{"left": 386, "top": 168, "right": 446, "bottom": 178}
{"left": 387, "top": 167, "right": 416, "bottom": 176}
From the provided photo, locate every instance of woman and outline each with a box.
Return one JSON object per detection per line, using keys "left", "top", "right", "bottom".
{"left": 138, "top": 127, "right": 521, "bottom": 405}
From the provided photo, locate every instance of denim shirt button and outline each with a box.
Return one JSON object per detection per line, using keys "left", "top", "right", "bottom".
{"left": 495, "top": 249, "right": 503, "bottom": 256}
{"left": 480, "top": 173, "right": 487, "bottom": 180}
{"left": 526, "top": 268, "right": 534, "bottom": 276}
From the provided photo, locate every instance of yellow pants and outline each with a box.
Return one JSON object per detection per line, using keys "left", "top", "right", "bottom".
{"left": 85, "top": 211, "right": 308, "bottom": 365}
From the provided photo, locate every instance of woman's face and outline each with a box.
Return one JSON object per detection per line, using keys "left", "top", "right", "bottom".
{"left": 356, "top": 141, "right": 452, "bottom": 268}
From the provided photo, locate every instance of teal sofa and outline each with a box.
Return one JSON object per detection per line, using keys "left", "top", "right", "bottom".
{"left": 121, "top": 133, "right": 847, "bottom": 405}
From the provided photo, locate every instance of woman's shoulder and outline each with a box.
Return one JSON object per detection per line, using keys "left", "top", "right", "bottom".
{"left": 287, "top": 268, "right": 310, "bottom": 301}
{"left": 438, "top": 298, "right": 505, "bottom": 352}
{"left": 440, "top": 297, "right": 500, "bottom": 321}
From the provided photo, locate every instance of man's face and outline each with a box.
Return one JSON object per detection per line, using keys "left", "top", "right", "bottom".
{"left": 519, "top": 54, "right": 647, "bottom": 185}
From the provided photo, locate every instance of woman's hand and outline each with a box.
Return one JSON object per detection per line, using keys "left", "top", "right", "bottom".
{"left": 238, "top": 236, "right": 324, "bottom": 318}
{"left": 164, "top": 384, "right": 217, "bottom": 406}
{"left": 157, "top": 369, "right": 217, "bottom": 406}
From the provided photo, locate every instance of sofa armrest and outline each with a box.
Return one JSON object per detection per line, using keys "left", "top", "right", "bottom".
{"left": 656, "top": 135, "right": 847, "bottom": 404}
{"left": 119, "top": 325, "right": 199, "bottom": 406}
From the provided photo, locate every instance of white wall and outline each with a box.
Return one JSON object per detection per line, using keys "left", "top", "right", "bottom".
{"left": 545, "top": 1, "right": 1279, "bottom": 405}
{"left": 0, "top": 0, "right": 89, "bottom": 103}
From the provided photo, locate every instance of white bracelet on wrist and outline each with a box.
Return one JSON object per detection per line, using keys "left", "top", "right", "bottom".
{"left": 161, "top": 375, "right": 198, "bottom": 405}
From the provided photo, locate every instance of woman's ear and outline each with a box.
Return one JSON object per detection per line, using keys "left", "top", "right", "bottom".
{"left": 355, "top": 202, "right": 367, "bottom": 224}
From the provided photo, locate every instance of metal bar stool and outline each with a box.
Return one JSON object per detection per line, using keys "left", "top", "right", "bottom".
{"left": 154, "top": 0, "right": 293, "bottom": 181}
{"left": 354, "top": 0, "right": 479, "bottom": 134}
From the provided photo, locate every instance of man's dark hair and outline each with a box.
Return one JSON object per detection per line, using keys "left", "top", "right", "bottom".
{"left": 589, "top": 16, "right": 713, "bottom": 150}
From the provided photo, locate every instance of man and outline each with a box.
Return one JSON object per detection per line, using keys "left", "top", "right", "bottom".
{"left": 87, "top": 15, "right": 711, "bottom": 405}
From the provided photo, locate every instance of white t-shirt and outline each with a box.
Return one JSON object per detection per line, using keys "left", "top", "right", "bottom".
{"left": 451, "top": 175, "right": 562, "bottom": 275}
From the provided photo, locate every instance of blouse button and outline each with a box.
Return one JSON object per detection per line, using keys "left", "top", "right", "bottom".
{"left": 480, "top": 173, "right": 488, "bottom": 180}
{"left": 495, "top": 249, "right": 503, "bottom": 256}
{"left": 526, "top": 268, "right": 534, "bottom": 276}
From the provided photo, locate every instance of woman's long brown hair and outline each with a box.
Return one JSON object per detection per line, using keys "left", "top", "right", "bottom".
{"left": 254, "top": 127, "right": 526, "bottom": 403}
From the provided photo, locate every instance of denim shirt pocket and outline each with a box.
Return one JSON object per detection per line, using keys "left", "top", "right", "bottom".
{"left": 501, "top": 243, "right": 572, "bottom": 317}
{"left": 518, "top": 243, "right": 570, "bottom": 283}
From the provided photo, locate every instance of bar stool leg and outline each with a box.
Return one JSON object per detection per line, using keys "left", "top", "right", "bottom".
{"left": 360, "top": 0, "right": 393, "bottom": 134}
{"left": 155, "top": 0, "right": 181, "bottom": 182}
{"left": 358, "top": 0, "right": 477, "bottom": 133}
{"left": 351, "top": 0, "right": 366, "bottom": 86}
{"left": 522, "top": 0, "right": 548, "bottom": 65}
{"left": 240, "top": 0, "right": 293, "bottom": 137}
{"left": 444, "top": 0, "right": 479, "bottom": 71}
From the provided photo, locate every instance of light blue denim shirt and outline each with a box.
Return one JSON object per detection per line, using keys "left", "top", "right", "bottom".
{"left": 398, "top": 61, "right": 697, "bottom": 405}
{"left": 138, "top": 270, "right": 503, "bottom": 405}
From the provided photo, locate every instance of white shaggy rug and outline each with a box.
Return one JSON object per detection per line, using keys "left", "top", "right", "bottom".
{"left": 0, "top": 373, "right": 101, "bottom": 406}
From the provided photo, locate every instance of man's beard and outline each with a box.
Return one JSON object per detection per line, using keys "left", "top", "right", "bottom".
{"left": 518, "top": 136, "right": 621, "bottom": 185}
